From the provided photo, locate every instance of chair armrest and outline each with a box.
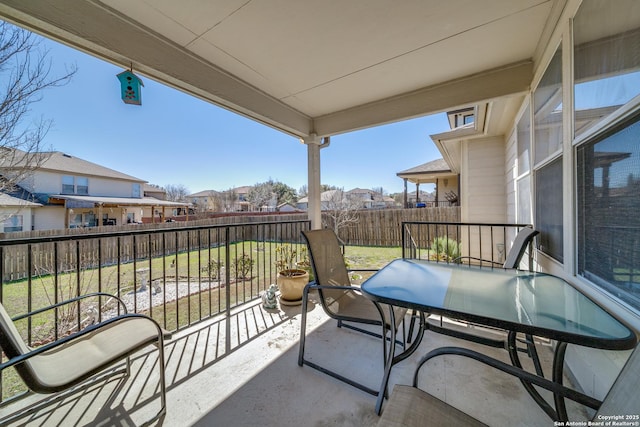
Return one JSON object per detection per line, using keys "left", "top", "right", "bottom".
{"left": 0, "top": 313, "right": 164, "bottom": 372}
{"left": 303, "top": 282, "right": 365, "bottom": 293}
{"left": 11, "top": 292, "right": 128, "bottom": 322}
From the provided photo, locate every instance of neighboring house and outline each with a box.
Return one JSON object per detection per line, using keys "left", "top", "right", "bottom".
{"left": 396, "top": 158, "right": 459, "bottom": 208}
{"left": 297, "top": 188, "right": 395, "bottom": 211}
{"left": 2, "top": 150, "right": 185, "bottom": 230}
{"left": 0, "top": 189, "right": 42, "bottom": 233}
{"left": 346, "top": 188, "right": 397, "bottom": 209}
{"left": 232, "top": 186, "right": 253, "bottom": 212}
{"left": 276, "top": 202, "right": 301, "bottom": 212}
{"left": 188, "top": 189, "right": 220, "bottom": 212}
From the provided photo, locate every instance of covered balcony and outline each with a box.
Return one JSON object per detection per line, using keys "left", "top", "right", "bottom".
{"left": 0, "top": 1, "right": 639, "bottom": 426}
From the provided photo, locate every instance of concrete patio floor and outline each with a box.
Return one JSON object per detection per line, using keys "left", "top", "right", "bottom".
{"left": 0, "top": 294, "right": 591, "bottom": 426}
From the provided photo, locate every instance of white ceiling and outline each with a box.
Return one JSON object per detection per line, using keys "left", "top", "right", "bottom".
{"left": 0, "top": 0, "right": 559, "bottom": 138}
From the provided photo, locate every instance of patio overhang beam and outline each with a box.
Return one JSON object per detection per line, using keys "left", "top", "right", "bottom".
{"left": 313, "top": 61, "right": 533, "bottom": 137}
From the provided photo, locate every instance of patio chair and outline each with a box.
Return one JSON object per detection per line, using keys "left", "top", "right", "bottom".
{"left": 298, "top": 229, "right": 407, "bottom": 396}
{"left": 378, "top": 344, "right": 640, "bottom": 426}
{"left": 0, "top": 293, "right": 167, "bottom": 422}
{"left": 454, "top": 226, "right": 539, "bottom": 270}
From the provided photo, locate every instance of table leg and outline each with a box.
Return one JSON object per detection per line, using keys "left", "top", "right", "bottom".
{"left": 507, "top": 331, "right": 561, "bottom": 421}
{"left": 552, "top": 342, "right": 569, "bottom": 422}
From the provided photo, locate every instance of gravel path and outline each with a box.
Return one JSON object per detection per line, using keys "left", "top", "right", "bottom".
{"left": 103, "top": 279, "right": 223, "bottom": 318}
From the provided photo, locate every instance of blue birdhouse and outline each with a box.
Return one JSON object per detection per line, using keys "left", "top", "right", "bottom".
{"left": 116, "top": 70, "right": 144, "bottom": 105}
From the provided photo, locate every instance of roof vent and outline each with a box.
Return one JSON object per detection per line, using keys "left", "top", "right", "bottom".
{"left": 62, "top": 153, "right": 72, "bottom": 158}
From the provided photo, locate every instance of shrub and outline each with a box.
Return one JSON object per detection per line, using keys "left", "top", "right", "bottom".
{"left": 430, "top": 237, "right": 461, "bottom": 262}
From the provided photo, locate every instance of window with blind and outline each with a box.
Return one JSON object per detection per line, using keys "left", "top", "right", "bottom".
{"left": 534, "top": 43, "right": 563, "bottom": 262}
{"left": 574, "top": 0, "right": 640, "bottom": 310}
{"left": 577, "top": 113, "right": 640, "bottom": 310}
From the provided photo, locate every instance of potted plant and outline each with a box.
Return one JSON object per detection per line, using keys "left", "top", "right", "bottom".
{"left": 275, "top": 244, "right": 310, "bottom": 305}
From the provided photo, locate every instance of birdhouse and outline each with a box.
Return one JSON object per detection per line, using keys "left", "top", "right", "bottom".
{"left": 116, "top": 70, "right": 144, "bottom": 105}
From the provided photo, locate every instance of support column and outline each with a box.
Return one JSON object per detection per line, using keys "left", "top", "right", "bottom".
{"left": 303, "top": 134, "right": 330, "bottom": 230}
{"left": 403, "top": 178, "right": 408, "bottom": 208}
{"left": 416, "top": 183, "right": 420, "bottom": 204}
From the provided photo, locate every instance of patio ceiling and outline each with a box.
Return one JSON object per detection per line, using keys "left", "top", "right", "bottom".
{"left": 0, "top": 0, "right": 560, "bottom": 138}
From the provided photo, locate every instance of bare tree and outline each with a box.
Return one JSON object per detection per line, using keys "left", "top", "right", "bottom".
{"left": 164, "top": 184, "right": 189, "bottom": 202}
{"left": 247, "top": 181, "right": 274, "bottom": 211}
{"left": 322, "top": 188, "right": 360, "bottom": 236}
{"left": 0, "top": 22, "right": 76, "bottom": 198}
{"left": 216, "top": 188, "right": 237, "bottom": 212}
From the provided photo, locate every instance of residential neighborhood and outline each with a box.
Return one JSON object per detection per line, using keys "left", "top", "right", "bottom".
{"left": 2, "top": 152, "right": 454, "bottom": 232}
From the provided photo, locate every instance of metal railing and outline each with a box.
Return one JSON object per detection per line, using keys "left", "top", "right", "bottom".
{"left": 401, "top": 221, "right": 535, "bottom": 270}
{"left": 0, "top": 219, "right": 310, "bottom": 401}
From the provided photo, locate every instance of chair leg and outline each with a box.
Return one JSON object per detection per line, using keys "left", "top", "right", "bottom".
{"left": 298, "top": 286, "right": 310, "bottom": 366}
{"left": 157, "top": 337, "right": 167, "bottom": 418}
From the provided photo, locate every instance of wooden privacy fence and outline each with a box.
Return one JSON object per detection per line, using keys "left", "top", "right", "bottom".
{"left": 0, "top": 216, "right": 310, "bottom": 282}
{"left": 0, "top": 208, "right": 460, "bottom": 281}
{"left": 326, "top": 207, "right": 461, "bottom": 246}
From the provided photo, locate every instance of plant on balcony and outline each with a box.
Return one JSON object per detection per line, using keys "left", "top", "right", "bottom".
{"left": 429, "top": 236, "right": 461, "bottom": 262}
{"left": 275, "top": 244, "right": 310, "bottom": 305}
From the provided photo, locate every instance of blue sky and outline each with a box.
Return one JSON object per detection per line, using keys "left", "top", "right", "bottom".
{"left": 29, "top": 34, "right": 448, "bottom": 195}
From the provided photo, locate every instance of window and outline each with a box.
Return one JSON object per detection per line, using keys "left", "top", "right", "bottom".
{"left": 574, "top": 0, "right": 640, "bottom": 137}
{"left": 534, "top": 46, "right": 563, "bottom": 166}
{"left": 132, "top": 183, "right": 141, "bottom": 198}
{"left": 62, "top": 175, "right": 75, "bottom": 194}
{"left": 62, "top": 176, "right": 89, "bottom": 195}
{"left": 534, "top": 44, "right": 564, "bottom": 262}
{"left": 577, "top": 112, "right": 640, "bottom": 310}
{"left": 517, "top": 105, "right": 531, "bottom": 176}
{"left": 76, "top": 177, "right": 89, "bottom": 195}
{"left": 3, "top": 215, "right": 23, "bottom": 232}
{"left": 535, "top": 158, "right": 563, "bottom": 262}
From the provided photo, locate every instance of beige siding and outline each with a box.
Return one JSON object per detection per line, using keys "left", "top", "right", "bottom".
{"left": 461, "top": 136, "right": 506, "bottom": 223}
{"left": 33, "top": 206, "right": 65, "bottom": 230}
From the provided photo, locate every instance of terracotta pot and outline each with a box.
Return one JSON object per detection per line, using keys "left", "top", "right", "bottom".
{"left": 277, "top": 269, "right": 309, "bottom": 304}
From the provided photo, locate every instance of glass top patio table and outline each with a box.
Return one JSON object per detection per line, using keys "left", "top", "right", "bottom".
{"left": 360, "top": 259, "right": 635, "bottom": 350}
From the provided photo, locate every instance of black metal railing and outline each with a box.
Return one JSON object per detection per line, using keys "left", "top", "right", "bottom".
{"left": 401, "top": 221, "right": 535, "bottom": 269}
{"left": 0, "top": 219, "right": 310, "bottom": 401}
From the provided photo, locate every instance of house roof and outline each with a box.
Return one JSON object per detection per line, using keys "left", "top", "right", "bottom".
{"left": 0, "top": 192, "right": 42, "bottom": 207}
{"left": 188, "top": 189, "right": 219, "bottom": 198}
{"left": 397, "top": 158, "right": 458, "bottom": 185}
{"left": 0, "top": 1, "right": 556, "bottom": 138}
{"left": 7, "top": 151, "right": 147, "bottom": 182}
{"left": 42, "top": 152, "right": 146, "bottom": 182}
{"left": 397, "top": 158, "right": 450, "bottom": 175}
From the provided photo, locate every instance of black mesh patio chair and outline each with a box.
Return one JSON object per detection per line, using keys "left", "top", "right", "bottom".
{"left": 0, "top": 293, "right": 168, "bottom": 423}
{"left": 298, "top": 229, "right": 407, "bottom": 396}
{"left": 454, "top": 226, "right": 539, "bottom": 269}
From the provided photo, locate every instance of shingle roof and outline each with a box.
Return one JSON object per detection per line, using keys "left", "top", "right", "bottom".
{"left": 0, "top": 192, "right": 42, "bottom": 207}
{"left": 189, "top": 189, "right": 219, "bottom": 197}
{"left": 12, "top": 151, "right": 146, "bottom": 182}
{"left": 397, "top": 158, "right": 450, "bottom": 175}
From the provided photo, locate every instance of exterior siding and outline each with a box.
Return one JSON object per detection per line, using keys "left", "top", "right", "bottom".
{"left": 462, "top": 136, "right": 506, "bottom": 223}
